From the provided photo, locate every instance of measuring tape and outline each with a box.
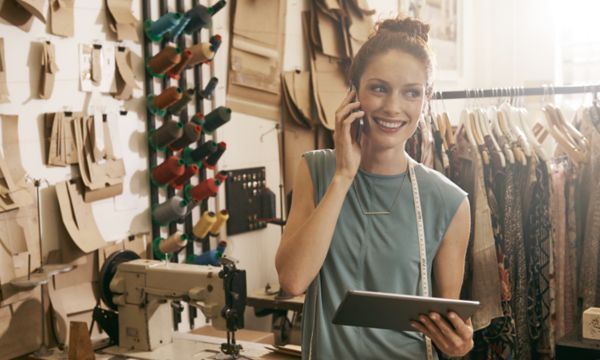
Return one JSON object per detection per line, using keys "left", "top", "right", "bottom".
{"left": 409, "top": 162, "right": 434, "bottom": 360}
{"left": 307, "top": 161, "right": 434, "bottom": 359}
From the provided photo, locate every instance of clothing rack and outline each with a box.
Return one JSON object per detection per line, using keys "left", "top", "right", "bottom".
{"left": 431, "top": 84, "right": 600, "bottom": 100}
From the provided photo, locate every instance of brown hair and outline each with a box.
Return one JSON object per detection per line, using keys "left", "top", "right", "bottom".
{"left": 348, "top": 17, "right": 435, "bottom": 96}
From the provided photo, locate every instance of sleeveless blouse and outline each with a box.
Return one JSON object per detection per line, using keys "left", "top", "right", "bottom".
{"left": 301, "top": 149, "right": 467, "bottom": 359}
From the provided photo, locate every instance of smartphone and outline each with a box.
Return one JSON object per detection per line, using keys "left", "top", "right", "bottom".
{"left": 351, "top": 94, "right": 364, "bottom": 143}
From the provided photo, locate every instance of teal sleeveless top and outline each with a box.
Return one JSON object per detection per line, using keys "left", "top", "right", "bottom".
{"left": 301, "top": 149, "right": 467, "bottom": 359}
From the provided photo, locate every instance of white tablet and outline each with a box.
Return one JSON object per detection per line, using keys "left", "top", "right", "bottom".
{"left": 332, "top": 290, "right": 480, "bottom": 332}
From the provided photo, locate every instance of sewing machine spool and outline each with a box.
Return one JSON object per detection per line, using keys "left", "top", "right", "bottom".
{"left": 99, "top": 250, "right": 140, "bottom": 311}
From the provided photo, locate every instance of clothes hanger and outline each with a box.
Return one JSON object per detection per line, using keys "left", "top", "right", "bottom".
{"left": 554, "top": 104, "right": 589, "bottom": 153}
{"left": 490, "top": 88, "right": 515, "bottom": 164}
{"left": 443, "top": 112, "right": 456, "bottom": 146}
{"left": 508, "top": 88, "right": 532, "bottom": 158}
{"left": 478, "top": 105, "right": 506, "bottom": 168}
{"left": 542, "top": 104, "right": 587, "bottom": 164}
{"left": 461, "top": 90, "right": 479, "bottom": 147}
{"left": 470, "top": 92, "right": 485, "bottom": 146}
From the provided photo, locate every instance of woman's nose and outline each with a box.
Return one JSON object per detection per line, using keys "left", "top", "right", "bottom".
{"left": 382, "top": 95, "right": 403, "bottom": 117}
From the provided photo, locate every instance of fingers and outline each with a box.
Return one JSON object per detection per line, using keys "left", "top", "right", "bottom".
{"left": 411, "top": 312, "right": 474, "bottom": 357}
{"left": 411, "top": 313, "right": 449, "bottom": 350}
{"left": 446, "top": 312, "right": 473, "bottom": 340}
{"left": 336, "top": 102, "right": 362, "bottom": 125}
{"left": 336, "top": 87, "right": 360, "bottom": 124}
{"left": 429, "top": 312, "right": 464, "bottom": 349}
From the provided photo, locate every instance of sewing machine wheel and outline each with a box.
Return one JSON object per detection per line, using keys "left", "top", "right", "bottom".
{"left": 99, "top": 250, "right": 140, "bottom": 311}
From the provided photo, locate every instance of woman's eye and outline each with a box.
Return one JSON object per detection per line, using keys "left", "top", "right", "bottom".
{"left": 405, "top": 89, "right": 423, "bottom": 98}
{"left": 370, "top": 85, "right": 386, "bottom": 93}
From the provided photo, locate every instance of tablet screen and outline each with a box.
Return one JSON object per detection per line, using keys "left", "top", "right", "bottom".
{"left": 332, "top": 290, "right": 480, "bottom": 332}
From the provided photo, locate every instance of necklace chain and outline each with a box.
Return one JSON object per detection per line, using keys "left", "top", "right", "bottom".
{"left": 353, "top": 162, "right": 409, "bottom": 215}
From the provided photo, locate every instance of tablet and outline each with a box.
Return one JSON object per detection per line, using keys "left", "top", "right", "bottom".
{"left": 332, "top": 290, "right": 480, "bottom": 332}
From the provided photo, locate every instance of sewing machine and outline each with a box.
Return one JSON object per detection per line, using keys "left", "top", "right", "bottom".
{"left": 95, "top": 250, "right": 247, "bottom": 358}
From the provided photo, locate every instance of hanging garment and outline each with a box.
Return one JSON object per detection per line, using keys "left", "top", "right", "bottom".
{"left": 452, "top": 127, "right": 503, "bottom": 331}
{"left": 577, "top": 108, "right": 600, "bottom": 313}
{"left": 502, "top": 163, "right": 531, "bottom": 360}
{"left": 523, "top": 159, "right": 554, "bottom": 358}
{"left": 550, "top": 159, "right": 568, "bottom": 340}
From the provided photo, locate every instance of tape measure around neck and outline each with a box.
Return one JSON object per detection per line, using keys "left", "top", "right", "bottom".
{"left": 409, "top": 163, "right": 434, "bottom": 360}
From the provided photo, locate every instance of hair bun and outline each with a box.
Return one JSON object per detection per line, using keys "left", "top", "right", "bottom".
{"left": 377, "top": 17, "right": 430, "bottom": 42}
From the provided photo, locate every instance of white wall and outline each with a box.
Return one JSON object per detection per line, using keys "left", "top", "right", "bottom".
{"left": 0, "top": 0, "right": 150, "bottom": 258}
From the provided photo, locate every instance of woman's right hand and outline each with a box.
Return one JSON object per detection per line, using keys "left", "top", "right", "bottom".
{"left": 334, "top": 87, "right": 364, "bottom": 182}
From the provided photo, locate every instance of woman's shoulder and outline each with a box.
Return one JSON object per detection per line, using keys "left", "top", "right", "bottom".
{"left": 415, "top": 163, "right": 467, "bottom": 204}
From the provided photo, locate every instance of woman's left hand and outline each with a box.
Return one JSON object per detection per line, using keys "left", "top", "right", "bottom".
{"left": 410, "top": 311, "right": 474, "bottom": 357}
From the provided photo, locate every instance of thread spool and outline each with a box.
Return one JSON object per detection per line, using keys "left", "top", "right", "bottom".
{"left": 204, "top": 142, "right": 226, "bottom": 169}
{"left": 151, "top": 156, "right": 185, "bottom": 186}
{"left": 169, "top": 123, "right": 202, "bottom": 151}
{"left": 184, "top": 1, "right": 227, "bottom": 34}
{"left": 191, "top": 241, "right": 227, "bottom": 266}
{"left": 167, "top": 88, "right": 195, "bottom": 116}
{"left": 146, "top": 45, "right": 181, "bottom": 78}
{"left": 167, "top": 49, "right": 193, "bottom": 79}
{"left": 182, "top": 140, "right": 217, "bottom": 164}
{"left": 185, "top": 178, "right": 219, "bottom": 203}
{"left": 149, "top": 120, "right": 183, "bottom": 150}
{"left": 152, "top": 196, "right": 188, "bottom": 226}
{"left": 166, "top": 15, "right": 190, "bottom": 41}
{"left": 193, "top": 211, "right": 217, "bottom": 238}
{"left": 147, "top": 87, "right": 183, "bottom": 116}
{"left": 209, "top": 209, "right": 229, "bottom": 236}
{"left": 153, "top": 232, "right": 188, "bottom": 259}
{"left": 170, "top": 164, "right": 199, "bottom": 189}
{"left": 144, "top": 12, "right": 182, "bottom": 42}
{"left": 187, "top": 35, "right": 221, "bottom": 67}
{"left": 215, "top": 170, "right": 228, "bottom": 183}
{"left": 198, "top": 77, "right": 218, "bottom": 100}
{"left": 203, "top": 106, "right": 231, "bottom": 134}
{"left": 191, "top": 113, "right": 205, "bottom": 126}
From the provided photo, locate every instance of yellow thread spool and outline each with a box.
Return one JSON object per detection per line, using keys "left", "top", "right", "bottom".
{"left": 209, "top": 209, "right": 229, "bottom": 236}
{"left": 159, "top": 232, "right": 188, "bottom": 254}
{"left": 193, "top": 211, "right": 216, "bottom": 238}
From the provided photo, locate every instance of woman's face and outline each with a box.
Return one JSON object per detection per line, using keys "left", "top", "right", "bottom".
{"left": 357, "top": 49, "right": 428, "bottom": 150}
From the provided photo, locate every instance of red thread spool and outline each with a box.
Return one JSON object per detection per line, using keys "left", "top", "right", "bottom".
{"left": 147, "top": 45, "right": 181, "bottom": 75}
{"left": 153, "top": 86, "right": 183, "bottom": 109}
{"left": 152, "top": 156, "right": 185, "bottom": 186}
{"left": 204, "top": 141, "right": 226, "bottom": 169}
{"left": 215, "top": 170, "right": 228, "bottom": 183}
{"left": 188, "top": 178, "right": 219, "bottom": 202}
{"left": 167, "top": 49, "right": 193, "bottom": 79}
{"left": 170, "top": 164, "right": 199, "bottom": 189}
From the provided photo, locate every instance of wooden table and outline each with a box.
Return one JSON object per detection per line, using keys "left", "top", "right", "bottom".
{"left": 246, "top": 289, "right": 305, "bottom": 313}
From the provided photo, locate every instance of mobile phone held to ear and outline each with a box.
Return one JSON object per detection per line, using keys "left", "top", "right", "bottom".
{"left": 351, "top": 94, "right": 364, "bottom": 143}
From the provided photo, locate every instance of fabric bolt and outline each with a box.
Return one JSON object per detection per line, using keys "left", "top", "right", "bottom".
{"left": 301, "top": 149, "right": 466, "bottom": 360}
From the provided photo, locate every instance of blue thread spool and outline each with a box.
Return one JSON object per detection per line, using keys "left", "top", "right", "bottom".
{"left": 198, "top": 77, "right": 218, "bottom": 100}
{"left": 190, "top": 241, "right": 226, "bottom": 266}
{"left": 168, "top": 15, "right": 191, "bottom": 41}
{"left": 144, "top": 12, "right": 182, "bottom": 43}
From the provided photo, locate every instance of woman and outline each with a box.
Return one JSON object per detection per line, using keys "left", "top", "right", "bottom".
{"left": 276, "top": 16, "right": 473, "bottom": 359}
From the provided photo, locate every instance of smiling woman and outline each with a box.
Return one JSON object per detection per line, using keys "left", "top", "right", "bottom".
{"left": 275, "top": 16, "right": 473, "bottom": 360}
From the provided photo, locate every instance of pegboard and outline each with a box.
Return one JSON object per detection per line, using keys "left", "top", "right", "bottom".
{"left": 224, "top": 167, "right": 267, "bottom": 236}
